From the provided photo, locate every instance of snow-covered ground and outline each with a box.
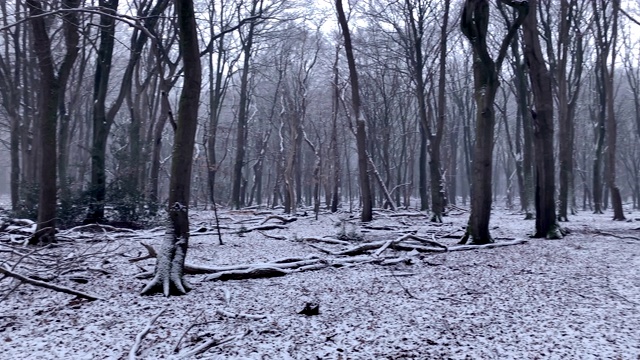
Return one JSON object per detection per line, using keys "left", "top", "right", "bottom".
{"left": 1, "top": 207, "right": 639, "bottom": 359}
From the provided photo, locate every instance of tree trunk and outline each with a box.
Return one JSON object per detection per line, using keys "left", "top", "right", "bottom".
{"left": 330, "top": 47, "right": 341, "bottom": 213}
{"left": 336, "top": 0, "right": 373, "bottom": 222}
{"left": 523, "top": 0, "right": 561, "bottom": 239}
{"left": 231, "top": 2, "right": 258, "bottom": 210}
{"left": 460, "top": 0, "right": 528, "bottom": 245}
{"left": 429, "top": 0, "right": 450, "bottom": 222}
{"left": 86, "top": 0, "right": 119, "bottom": 224}
{"left": 511, "top": 38, "right": 535, "bottom": 219}
{"left": 27, "top": 0, "right": 80, "bottom": 244}
{"left": 602, "top": 0, "right": 625, "bottom": 221}
{"left": 142, "top": 0, "right": 202, "bottom": 296}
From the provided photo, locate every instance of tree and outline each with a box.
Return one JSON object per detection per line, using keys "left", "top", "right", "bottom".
{"left": 593, "top": 0, "right": 625, "bottom": 220}
{"left": 459, "top": 0, "right": 528, "bottom": 244}
{"left": 336, "top": 0, "right": 373, "bottom": 222}
{"left": 539, "top": 0, "right": 586, "bottom": 221}
{"left": 231, "top": 0, "right": 261, "bottom": 210}
{"left": 522, "top": 0, "right": 563, "bottom": 238}
{"left": 26, "top": 0, "right": 80, "bottom": 244}
{"left": 85, "top": 0, "right": 170, "bottom": 223}
{"left": 141, "top": 0, "right": 202, "bottom": 296}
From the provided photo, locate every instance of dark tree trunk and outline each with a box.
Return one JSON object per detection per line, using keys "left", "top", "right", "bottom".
{"left": 142, "top": 0, "right": 202, "bottom": 297}
{"left": 523, "top": 0, "right": 562, "bottom": 239}
{"left": 27, "top": 0, "right": 80, "bottom": 244}
{"left": 418, "top": 127, "right": 429, "bottom": 211}
{"left": 430, "top": 0, "right": 450, "bottom": 222}
{"left": 459, "top": 0, "right": 528, "bottom": 245}
{"left": 511, "top": 38, "right": 534, "bottom": 219}
{"left": 231, "top": 2, "right": 258, "bottom": 210}
{"left": 336, "top": 0, "right": 373, "bottom": 222}
{"left": 598, "top": 0, "right": 625, "bottom": 221}
{"left": 330, "top": 47, "right": 341, "bottom": 213}
{"left": 86, "top": 0, "right": 119, "bottom": 224}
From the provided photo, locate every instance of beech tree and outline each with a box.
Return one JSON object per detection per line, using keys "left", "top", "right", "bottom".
{"left": 26, "top": 0, "right": 80, "bottom": 244}
{"left": 522, "top": 0, "right": 563, "bottom": 238}
{"left": 142, "top": 0, "right": 202, "bottom": 296}
{"left": 593, "top": 0, "right": 625, "bottom": 220}
{"left": 459, "top": 0, "right": 528, "bottom": 245}
{"left": 336, "top": 0, "right": 373, "bottom": 222}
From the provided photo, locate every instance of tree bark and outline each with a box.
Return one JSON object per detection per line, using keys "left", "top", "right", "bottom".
{"left": 523, "top": 0, "right": 562, "bottom": 239}
{"left": 231, "top": 2, "right": 259, "bottom": 210}
{"left": 142, "top": 0, "right": 202, "bottom": 296}
{"left": 336, "top": 0, "right": 373, "bottom": 222}
{"left": 86, "top": 0, "right": 119, "bottom": 224}
{"left": 459, "top": 0, "right": 528, "bottom": 244}
{"left": 26, "top": 0, "right": 80, "bottom": 244}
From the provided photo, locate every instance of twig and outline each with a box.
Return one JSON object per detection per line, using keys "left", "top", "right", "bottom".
{"left": 172, "top": 310, "right": 206, "bottom": 354}
{"left": 129, "top": 307, "right": 167, "bottom": 360}
{"left": 0, "top": 265, "right": 101, "bottom": 301}
{"left": 390, "top": 271, "right": 419, "bottom": 299}
{"left": 216, "top": 308, "right": 267, "bottom": 320}
{"left": 597, "top": 231, "right": 640, "bottom": 241}
{"left": 258, "top": 231, "right": 287, "bottom": 240}
{"left": 175, "top": 331, "right": 248, "bottom": 359}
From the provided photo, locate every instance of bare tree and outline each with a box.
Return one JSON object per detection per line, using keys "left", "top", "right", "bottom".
{"left": 336, "top": 0, "right": 373, "bottom": 222}
{"left": 459, "top": 0, "right": 528, "bottom": 245}
{"left": 26, "top": 0, "right": 80, "bottom": 244}
{"left": 593, "top": 0, "right": 625, "bottom": 220}
{"left": 141, "top": 0, "right": 202, "bottom": 296}
{"left": 522, "top": 0, "right": 563, "bottom": 238}
{"left": 539, "top": 0, "right": 586, "bottom": 221}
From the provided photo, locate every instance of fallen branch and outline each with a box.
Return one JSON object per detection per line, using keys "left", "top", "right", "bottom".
{"left": 0, "top": 265, "right": 101, "bottom": 301}
{"left": 303, "top": 237, "right": 350, "bottom": 246}
{"left": 175, "top": 331, "right": 248, "bottom": 359}
{"left": 206, "top": 267, "right": 291, "bottom": 281}
{"left": 258, "top": 231, "right": 287, "bottom": 240}
{"left": 391, "top": 243, "right": 448, "bottom": 253}
{"left": 129, "top": 308, "right": 166, "bottom": 360}
{"left": 62, "top": 223, "right": 137, "bottom": 234}
{"left": 216, "top": 308, "right": 267, "bottom": 320}
{"left": 238, "top": 224, "right": 288, "bottom": 234}
{"left": 447, "top": 239, "right": 528, "bottom": 252}
{"left": 389, "top": 212, "right": 426, "bottom": 217}
{"left": 259, "top": 215, "right": 297, "bottom": 225}
{"left": 597, "top": 231, "right": 640, "bottom": 241}
{"left": 401, "top": 234, "right": 448, "bottom": 249}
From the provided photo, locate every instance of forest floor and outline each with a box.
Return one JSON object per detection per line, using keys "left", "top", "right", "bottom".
{"left": 1, "top": 197, "right": 639, "bottom": 359}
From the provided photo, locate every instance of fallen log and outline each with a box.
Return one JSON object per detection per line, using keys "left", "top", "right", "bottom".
{"left": 206, "top": 267, "right": 290, "bottom": 281}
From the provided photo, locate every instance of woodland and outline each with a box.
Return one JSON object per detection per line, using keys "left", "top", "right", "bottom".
{"left": 0, "top": 0, "right": 640, "bottom": 358}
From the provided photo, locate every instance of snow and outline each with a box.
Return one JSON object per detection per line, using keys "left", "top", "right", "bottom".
{"left": 1, "top": 205, "right": 639, "bottom": 359}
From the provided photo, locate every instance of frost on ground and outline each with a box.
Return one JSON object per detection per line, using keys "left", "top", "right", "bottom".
{"left": 1, "top": 204, "right": 639, "bottom": 359}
